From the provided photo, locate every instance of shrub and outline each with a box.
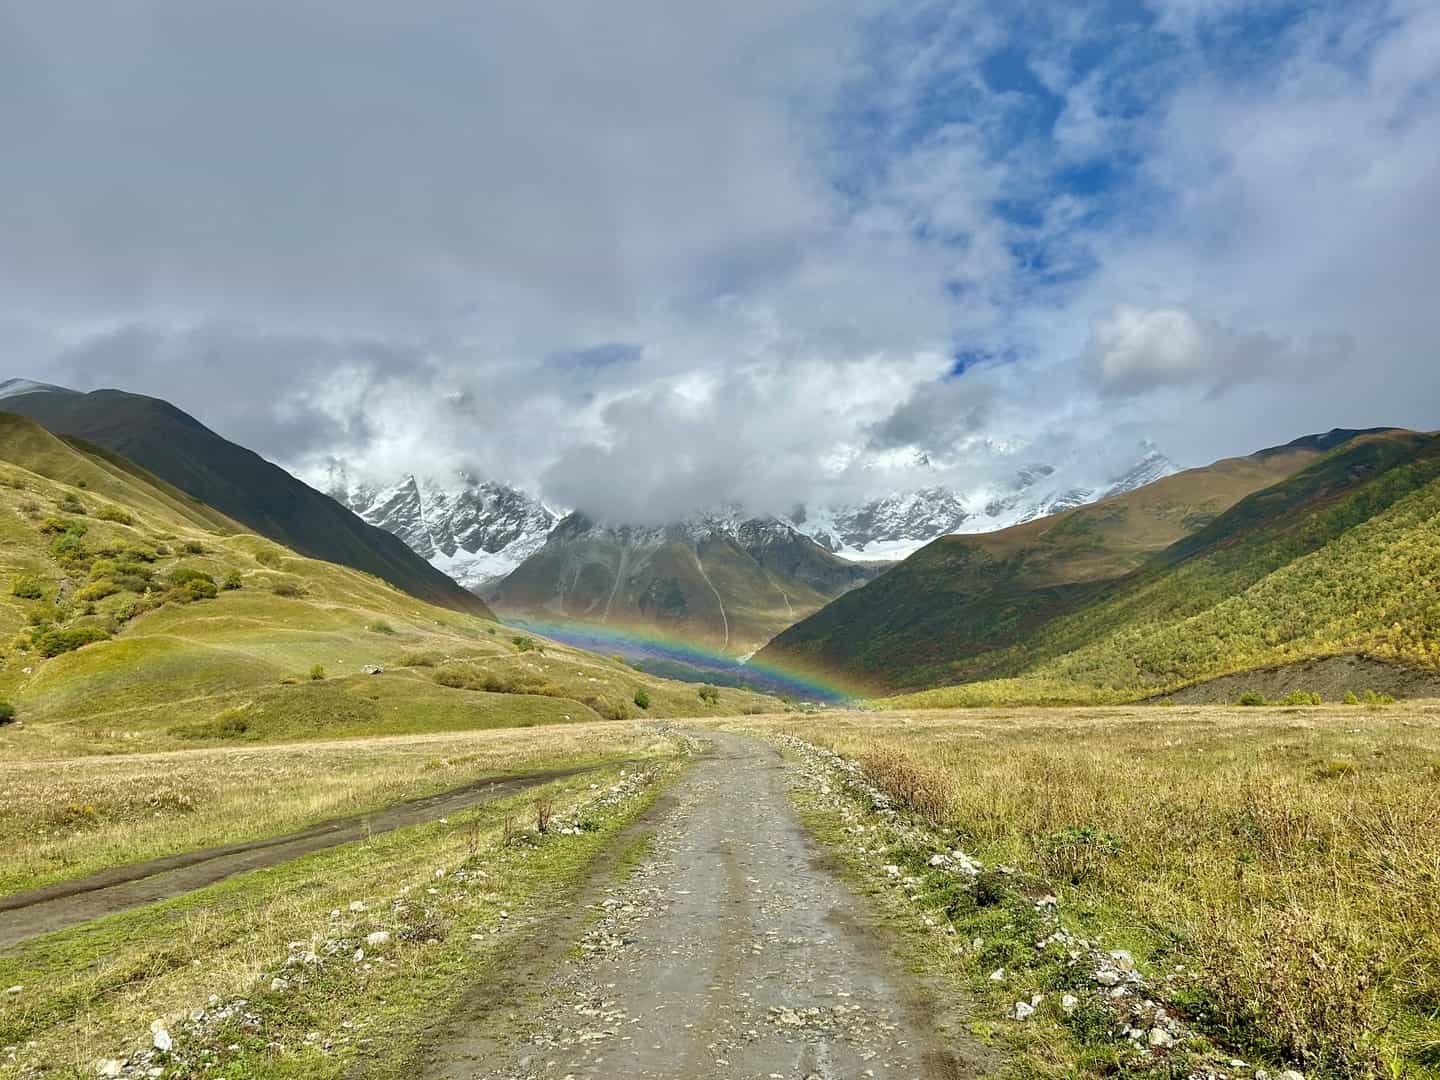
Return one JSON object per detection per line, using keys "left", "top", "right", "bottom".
{"left": 697, "top": 684, "right": 720, "bottom": 706}
{"left": 34, "top": 624, "right": 111, "bottom": 657}
{"left": 309, "top": 664, "right": 326, "bottom": 680}
{"left": 56, "top": 494, "right": 86, "bottom": 515}
{"left": 1343, "top": 690, "right": 1360, "bottom": 705}
{"left": 1278, "top": 690, "right": 1322, "bottom": 706}
{"left": 255, "top": 549, "right": 285, "bottom": 569}
{"left": 1236, "top": 691, "right": 1267, "bottom": 707}
{"left": 368, "top": 620, "right": 396, "bottom": 635}
{"left": 512, "top": 635, "right": 537, "bottom": 652}
{"left": 633, "top": 688, "right": 651, "bottom": 710}
{"left": 11, "top": 574, "right": 44, "bottom": 600}
{"left": 50, "top": 530, "right": 90, "bottom": 565}
{"left": 222, "top": 569, "right": 243, "bottom": 590}
{"left": 581, "top": 695, "right": 629, "bottom": 722}
{"left": 181, "top": 540, "right": 205, "bottom": 554}
{"left": 95, "top": 506, "right": 134, "bottom": 525}
{"left": 400, "top": 650, "right": 440, "bottom": 668}
{"left": 168, "top": 566, "right": 215, "bottom": 588}
{"left": 123, "top": 544, "right": 158, "bottom": 563}
{"left": 1362, "top": 689, "right": 1395, "bottom": 706}
{"left": 177, "top": 578, "right": 218, "bottom": 602}
{"left": 271, "top": 579, "right": 307, "bottom": 598}
{"left": 0, "top": 701, "right": 14, "bottom": 725}
{"left": 1044, "top": 824, "right": 1124, "bottom": 885}
{"left": 76, "top": 579, "right": 119, "bottom": 602}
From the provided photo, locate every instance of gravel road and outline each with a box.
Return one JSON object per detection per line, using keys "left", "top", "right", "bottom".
{"left": 421, "top": 731, "right": 986, "bottom": 1080}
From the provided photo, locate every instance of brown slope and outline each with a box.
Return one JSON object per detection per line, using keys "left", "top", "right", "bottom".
{"left": 757, "top": 428, "right": 1405, "bottom": 692}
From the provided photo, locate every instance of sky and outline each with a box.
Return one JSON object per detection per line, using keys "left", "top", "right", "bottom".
{"left": 3, "top": 0, "right": 1438, "bottom": 523}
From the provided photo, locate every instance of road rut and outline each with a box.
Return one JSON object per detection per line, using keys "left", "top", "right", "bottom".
{"left": 0, "top": 763, "right": 613, "bottom": 952}
{"left": 419, "top": 731, "right": 987, "bottom": 1080}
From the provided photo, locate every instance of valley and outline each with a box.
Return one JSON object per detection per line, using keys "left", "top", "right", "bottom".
{"left": 0, "top": 394, "right": 1436, "bottom": 1080}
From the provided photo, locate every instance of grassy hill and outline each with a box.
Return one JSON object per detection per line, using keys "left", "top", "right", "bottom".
{"left": 491, "top": 513, "right": 876, "bottom": 656}
{"left": 0, "top": 384, "right": 491, "bottom": 616}
{"left": 0, "top": 414, "right": 776, "bottom": 756}
{"left": 759, "top": 428, "right": 1440, "bottom": 702}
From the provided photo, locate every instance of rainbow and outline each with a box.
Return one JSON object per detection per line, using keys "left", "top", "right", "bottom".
{"left": 506, "top": 616, "right": 858, "bottom": 703}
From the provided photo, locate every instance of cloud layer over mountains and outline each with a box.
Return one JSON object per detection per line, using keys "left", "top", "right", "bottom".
{"left": 4, "top": 0, "right": 1438, "bottom": 523}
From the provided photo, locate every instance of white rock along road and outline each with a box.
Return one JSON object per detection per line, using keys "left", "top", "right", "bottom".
{"left": 417, "top": 731, "right": 988, "bottom": 1080}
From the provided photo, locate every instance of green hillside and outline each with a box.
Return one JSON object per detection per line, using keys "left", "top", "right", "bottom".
{"left": 760, "top": 429, "right": 1440, "bottom": 703}
{"left": 0, "top": 385, "right": 491, "bottom": 616}
{"left": 0, "top": 414, "right": 776, "bottom": 756}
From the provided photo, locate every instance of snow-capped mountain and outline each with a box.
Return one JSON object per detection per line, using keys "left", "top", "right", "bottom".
{"left": 785, "top": 447, "right": 1177, "bottom": 561}
{"left": 490, "top": 507, "right": 875, "bottom": 653}
{"left": 327, "top": 446, "right": 1176, "bottom": 592}
{"left": 328, "top": 470, "right": 558, "bottom": 589}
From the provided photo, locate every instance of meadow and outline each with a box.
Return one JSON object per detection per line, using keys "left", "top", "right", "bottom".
{"left": 0, "top": 721, "right": 683, "bottom": 1079}
{"left": 730, "top": 703, "right": 1440, "bottom": 1078}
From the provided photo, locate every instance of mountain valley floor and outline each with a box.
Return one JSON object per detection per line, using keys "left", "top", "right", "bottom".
{"left": 2, "top": 702, "right": 1437, "bottom": 1080}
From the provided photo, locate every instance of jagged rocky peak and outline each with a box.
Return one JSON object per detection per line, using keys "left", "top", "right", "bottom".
{"left": 328, "top": 466, "right": 558, "bottom": 590}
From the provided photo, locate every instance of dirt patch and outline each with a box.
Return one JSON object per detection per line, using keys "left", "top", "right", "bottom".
{"left": 1157, "top": 654, "right": 1440, "bottom": 704}
{"left": 0, "top": 763, "right": 624, "bottom": 952}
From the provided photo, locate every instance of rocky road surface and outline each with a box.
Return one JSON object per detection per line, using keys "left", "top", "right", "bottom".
{"left": 420, "top": 731, "right": 985, "bottom": 1080}
{"left": 0, "top": 763, "right": 616, "bottom": 952}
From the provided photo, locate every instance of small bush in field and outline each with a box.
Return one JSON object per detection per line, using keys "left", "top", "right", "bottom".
{"left": 222, "top": 569, "right": 243, "bottom": 590}
{"left": 697, "top": 685, "right": 720, "bottom": 706}
{"left": 309, "top": 664, "right": 326, "bottom": 680}
{"left": 11, "top": 574, "right": 44, "bottom": 600}
{"left": 95, "top": 505, "right": 134, "bottom": 525}
{"left": 633, "top": 688, "right": 650, "bottom": 710}
{"left": 0, "top": 701, "right": 15, "bottom": 725}
{"left": 1236, "top": 691, "right": 1267, "bottom": 706}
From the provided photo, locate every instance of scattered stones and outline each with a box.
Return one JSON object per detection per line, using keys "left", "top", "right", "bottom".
{"left": 96, "top": 1061, "right": 124, "bottom": 1078}
{"left": 365, "top": 931, "right": 391, "bottom": 948}
{"left": 1061, "top": 994, "right": 1079, "bottom": 1014}
{"left": 148, "top": 1020, "right": 172, "bottom": 1053}
{"left": 348, "top": 900, "right": 366, "bottom": 913}
{"left": 1007, "top": 1000, "right": 1035, "bottom": 1021}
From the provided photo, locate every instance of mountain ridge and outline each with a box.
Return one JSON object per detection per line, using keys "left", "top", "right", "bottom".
{"left": 0, "top": 383, "right": 493, "bottom": 617}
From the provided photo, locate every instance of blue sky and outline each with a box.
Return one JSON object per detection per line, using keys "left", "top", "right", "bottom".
{"left": 3, "top": 0, "right": 1438, "bottom": 520}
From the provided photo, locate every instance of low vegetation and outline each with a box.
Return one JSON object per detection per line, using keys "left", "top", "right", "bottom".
{"left": 733, "top": 705, "right": 1440, "bottom": 1077}
{"left": 768, "top": 431, "right": 1440, "bottom": 706}
{"left": 0, "top": 413, "right": 777, "bottom": 759}
{"left": 0, "top": 732, "right": 681, "bottom": 1077}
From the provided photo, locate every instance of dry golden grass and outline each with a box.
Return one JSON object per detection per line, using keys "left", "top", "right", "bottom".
{"left": 727, "top": 702, "right": 1440, "bottom": 1076}
{"left": 0, "top": 758, "right": 671, "bottom": 1078}
{"left": 0, "top": 720, "right": 671, "bottom": 896}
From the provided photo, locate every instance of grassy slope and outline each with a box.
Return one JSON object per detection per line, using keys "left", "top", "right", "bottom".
{"left": 0, "top": 414, "right": 776, "bottom": 758}
{"left": 0, "top": 389, "right": 491, "bottom": 616}
{"left": 758, "top": 436, "right": 1340, "bottom": 691}
{"left": 884, "top": 431, "right": 1440, "bottom": 706}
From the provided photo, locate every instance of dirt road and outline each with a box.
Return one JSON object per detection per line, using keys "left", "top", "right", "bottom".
{"left": 0, "top": 763, "right": 613, "bottom": 952}
{"left": 420, "top": 731, "right": 986, "bottom": 1080}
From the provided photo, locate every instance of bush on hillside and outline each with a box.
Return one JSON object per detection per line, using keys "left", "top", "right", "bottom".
{"left": 37, "top": 516, "right": 83, "bottom": 536}
{"left": 34, "top": 624, "right": 112, "bottom": 658}
{"left": 175, "top": 578, "right": 218, "bottom": 602}
{"left": 367, "top": 620, "right": 396, "bottom": 634}
{"left": 633, "top": 688, "right": 650, "bottom": 710}
{"left": 1236, "top": 691, "right": 1267, "bottom": 707}
{"left": 271, "top": 578, "right": 307, "bottom": 598}
{"left": 168, "top": 566, "right": 214, "bottom": 588}
{"left": 75, "top": 579, "right": 119, "bottom": 602}
{"left": 181, "top": 540, "right": 205, "bottom": 554}
{"left": 512, "top": 636, "right": 538, "bottom": 652}
{"left": 11, "top": 574, "right": 44, "bottom": 600}
{"left": 697, "top": 684, "right": 720, "bottom": 705}
{"left": 56, "top": 494, "right": 86, "bottom": 515}
{"left": 309, "top": 664, "right": 326, "bottom": 680}
{"left": 222, "top": 569, "right": 243, "bottom": 590}
{"left": 95, "top": 506, "right": 134, "bottom": 525}
{"left": 1277, "top": 690, "right": 1323, "bottom": 706}
{"left": 0, "top": 700, "right": 15, "bottom": 726}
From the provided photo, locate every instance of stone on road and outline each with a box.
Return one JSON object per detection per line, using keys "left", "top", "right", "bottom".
{"left": 422, "top": 731, "right": 983, "bottom": 1080}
